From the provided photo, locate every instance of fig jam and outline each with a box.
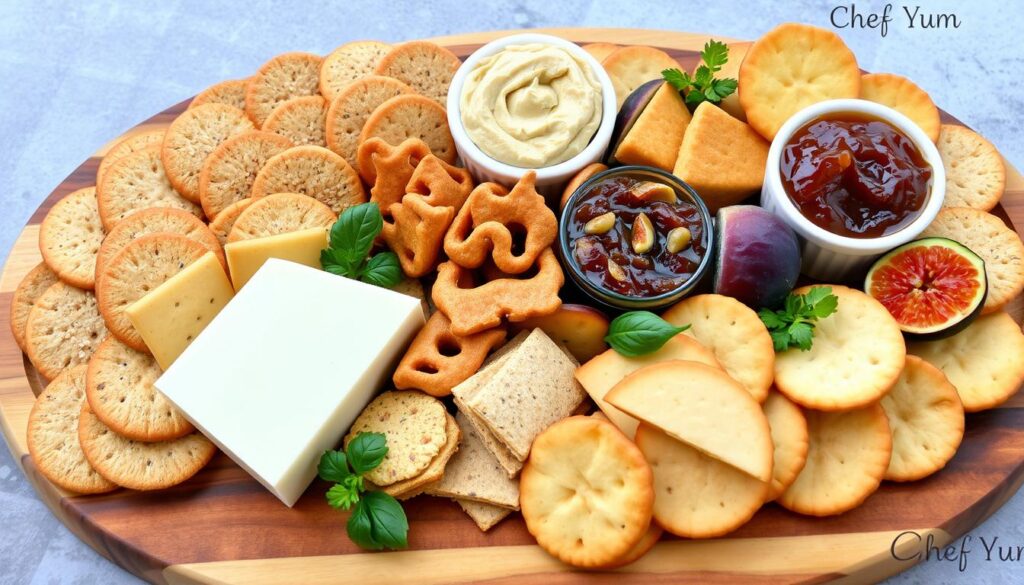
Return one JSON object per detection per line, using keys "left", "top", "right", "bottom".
{"left": 780, "top": 113, "right": 932, "bottom": 238}
{"left": 567, "top": 175, "right": 706, "bottom": 297}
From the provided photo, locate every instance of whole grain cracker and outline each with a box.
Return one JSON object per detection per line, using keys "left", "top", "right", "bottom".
{"left": 424, "top": 411, "right": 520, "bottom": 509}
{"left": 245, "top": 52, "right": 323, "bottom": 127}
{"left": 262, "top": 95, "right": 329, "bottom": 147}
{"left": 39, "top": 187, "right": 105, "bottom": 290}
{"left": 320, "top": 41, "right": 392, "bottom": 101}
{"left": 375, "top": 412, "right": 461, "bottom": 498}
{"left": 161, "top": 103, "right": 256, "bottom": 202}
{"left": 190, "top": 78, "right": 250, "bottom": 112}
{"left": 95, "top": 207, "right": 224, "bottom": 281}
{"left": 250, "top": 145, "right": 366, "bottom": 215}
{"left": 374, "top": 41, "right": 461, "bottom": 104}
{"left": 97, "top": 130, "right": 165, "bottom": 185}
{"left": 359, "top": 95, "right": 456, "bottom": 164}
{"left": 209, "top": 198, "right": 255, "bottom": 247}
{"left": 226, "top": 193, "right": 337, "bottom": 243}
{"left": 325, "top": 75, "right": 414, "bottom": 171}
{"left": 936, "top": 125, "right": 1006, "bottom": 211}
{"left": 10, "top": 263, "right": 59, "bottom": 353}
{"left": 455, "top": 498, "right": 512, "bottom": 532}
{"left": 96, "top": 145, "right": 203, "bottom": 231}
{"left": 25, "top": 282, "right": 108, "bottom": 380}
{"left": 198, "top": 130, "right": 293, "bottom": 220}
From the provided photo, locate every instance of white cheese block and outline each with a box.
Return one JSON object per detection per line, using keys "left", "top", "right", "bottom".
{"left": 155, "top": 258, "right": 425, "bottom": 506}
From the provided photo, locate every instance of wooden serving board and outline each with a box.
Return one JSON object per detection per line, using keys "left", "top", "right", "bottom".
{"left": 1, "top": 27, "right": 1023, "bottom": 585}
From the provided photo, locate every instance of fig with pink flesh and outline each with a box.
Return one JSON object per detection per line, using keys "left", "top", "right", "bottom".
{"left": 713, "top": 205, "right": 801, "bottom": 309}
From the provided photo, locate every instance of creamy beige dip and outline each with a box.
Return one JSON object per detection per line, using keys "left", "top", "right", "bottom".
{"left": 460, "top": 43, "right": 603, "bottom": 168}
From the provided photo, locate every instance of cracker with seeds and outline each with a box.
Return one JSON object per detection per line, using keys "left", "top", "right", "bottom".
{"left": 198, "top": 130, "right": 293, "bottom": 220}
{"left": 39, "top": 187, "right": 105, "bottom": 290}
{"left": 97, "top": 130, "right": 165, "bottom": 185}
{"left": 97, "top": 145, "right": 203, "bottom": 230}
{"left": 162, "top": 103, "right": 256, "bottom": 203}
{"left": 455, "top": 498, "right": 512, "bottom": 532}
{"left": 325, "top": 75, "right": 413, "bottom": 170}
{"left": 190, "top": 78, "right": 249, "bottom": 111}
{"left": 209, "top": 199, "right": 254, "bottom": 247}
{"left": 25, "top": 282, "right": 108, "bottom": 380}
{"left": 250, "top": 145, "right": 366, "bottom": 215}
{"left": 424, "top": 412, "right": 520, "bottom": 509}
{"left": 10, "top": 263, "right": 59, "bottom": 353}
{"left": 226, "top": 192, "right": 336, "bottom": 243}
{"left": 359, "top": 95, "right": 456, "bottom": 164}
{"left": 262, "top": 95, "right": 329, "bottom": 147}
{"left": 245, "top": 52, "right": 323, "bottom": 127}
{"left": 935, "top": 125, "right": 1005, "bottom": 211}
{"left": 374, "top": 41, "right": 461, "bottom": 104}
{"left": 320, "top": 41, "right": 392, "bottom": 101}
{"left": 95, "top": 207, "right": 224, "bottom": 280}
{"left": 374, "top": 412, "right": 461, "bottom": 498}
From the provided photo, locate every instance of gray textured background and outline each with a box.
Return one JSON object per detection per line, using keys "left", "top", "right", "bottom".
{"left": 1, "top": 1, "right": 1021, "bottom": 583}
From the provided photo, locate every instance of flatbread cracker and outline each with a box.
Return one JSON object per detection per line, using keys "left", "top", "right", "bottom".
{"left": 25, "top": 282, "right": 107, "bottom": 380}
{"left": 374, "top": 41, "right": 461, "bottom": 104}
{"left": 935, "top": 124, "right": 1005, "bottom": 211}
{"left": 226, "top": 193, "right": 337, "bottom": 244}
{"left": 245, "top": 52, "right": 323, "bottom": 127}
{"left": 10, "top": 263, "right": 59, "bottom": 353}
{"left": 320, "top": 41, "right": 392, "bottom": 101}
{"left": 97, "top": 145, "right": 203, "bottom": 230}
{"left": 424, "top": 412, "right": 520, "bottom": 509}
{"left": 455, "top": 498, "right": 512, "bottom": 532}
{"left": 763, "top": 390, "right": 809, "bottom": 501}
{"left": 250, "top": 145, "right": 366, "bottom": 215}
{"left": 39, "top": 187, "right": 105, "bottom": 290}
{"left": 262, "top": 95, "right": 328, "bottom": 147}
{"left": 860, "top": 73, "right": 940, "bottom": 142}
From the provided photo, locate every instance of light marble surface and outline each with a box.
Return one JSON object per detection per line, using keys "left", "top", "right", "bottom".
{"left": 1, "top": 1, "right": 1021, "bottom": 583}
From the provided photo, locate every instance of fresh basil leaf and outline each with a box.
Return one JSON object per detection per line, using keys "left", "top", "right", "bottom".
{"left": 320, "top": 248, "right": 358, "bottom": 277}
{"left": 362, "top": 490, "right": 409, "bottom": 550}
{"left": 605, "top": 311, "right": 689, "bottom": 357}
{"left": 346, "top": 432, "right": 389, "bottom": 475}
{"left": 329, "top": 202, "right": 383, "bottom": 268}
{"left": 347, "top": 499, "right": 380, "bottom": 549}
{"left": 661, "top": 68, "right": 691, "bottom": 93}
{"left": 318, "top": 450, "right": 352, "bottom": 483}
{"left": 327, "top": 483, "right": 360, "bottom": 511}
{"left": 789, "top": 322, "right": 815, "bottom": 351}
{"left": 360, "top": 252, "right": 403, "bottom": 289}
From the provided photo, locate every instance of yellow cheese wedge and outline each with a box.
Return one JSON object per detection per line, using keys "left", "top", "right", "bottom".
{"left": 126, "top": 252, "right": 234, "bottom": 370}
{"left": 225, "top": 227, "right": 328, "bottom": 291}
{"left": 614, "top": 82, "right": 691, "bottom": 171}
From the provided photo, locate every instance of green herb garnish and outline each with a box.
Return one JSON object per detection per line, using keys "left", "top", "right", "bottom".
{"left": 605, "top": 311, "right": 690, "bottom": 357}
{"left": 321, "top": 203, "right": 402, "bottom": 288}
{"left": 758, "top": 287, "right": 839, "bottom": 352}
{"left": 662, "top": 39, "right": 738, "bottom": 108}
{"left": 318, "top": 433, "right": 409, "bottom": 550}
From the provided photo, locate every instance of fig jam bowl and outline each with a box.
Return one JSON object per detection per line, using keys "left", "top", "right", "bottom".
{"left": 761, "top": 99, "right": 945, "bottom": 282}
{"left": 446, "top": 33, "right": 617, "bottom": 192}
{"left": 559, "top": 166, "right": 714, "bottom": 310}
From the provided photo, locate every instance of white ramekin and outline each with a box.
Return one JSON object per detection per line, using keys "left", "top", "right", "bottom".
{"left": 446, "top": 33, "right": 617, "bottom": 194}
{"left": 761, "top": 99, "right": 946, "bottom": 282}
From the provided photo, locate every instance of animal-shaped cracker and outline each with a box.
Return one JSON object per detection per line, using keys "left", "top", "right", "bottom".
{"left": 357, "top": 137, "right": 432, "bottom": 215}
{"left": 382, "top": 195, "right": 455, "bottom": 278}
{"left": 406, "top": 155, "right": 474, "bottom": 211}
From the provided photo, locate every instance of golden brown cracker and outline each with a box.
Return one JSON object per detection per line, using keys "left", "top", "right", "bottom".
{"left": 250, "top": 145, "right": 366, "bottom": 215}
{"left": 245, "top": 52, "right": 323, "bottom": 126}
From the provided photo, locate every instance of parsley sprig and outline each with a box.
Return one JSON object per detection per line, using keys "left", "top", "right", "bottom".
{"left": 320, "top": 203, "right": 402, "bottom": 288}
{"left": 758, "top": 287, "right": 839, "bottom": 352}
{"left": 662, "top": 39, "right": 738, "bottom": 108}
{"left": 319, "top": 433, "right": 409, "bottom": 550}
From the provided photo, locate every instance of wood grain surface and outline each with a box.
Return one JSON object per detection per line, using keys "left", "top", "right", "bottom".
{"left": 0, "top": 27, "right": 1022, "bottom": 585}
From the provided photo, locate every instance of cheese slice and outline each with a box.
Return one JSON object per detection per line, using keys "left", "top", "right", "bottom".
{"left": 126, "top": 252, "right": 234, "bottom": 370}
{"left": 155, "top": 259, "right": 425, "bottom": 506}
{"left": 225, "top": 227, "right": 328, "bottom": 291}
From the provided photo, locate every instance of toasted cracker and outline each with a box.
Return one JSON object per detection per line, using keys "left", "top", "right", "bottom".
{"left": 263, "top": 95, "right": 329, "bottom": 147}
{"left": 860, "top": 73, "right": 940, "bottom": 142}
{"left": 97, "top": 130, "right": 165, "bottom": 185}
{"left": 209, "top": 199, "right": 254, "bottom": 246}
{"left": 320, "top": 41, "right": 392, "bottom": 101}
{"left": 464, "top": 328, "right": 586, "bottom": 461}
{"left": 25, "top": 282, "right": 108, "bottom": 380}
{"left": 614, "top": 82, "right": 690, "bottom": 172}
{"left": 778, "top": 404, "right": 892, "bottom": 517}
{"left": 10, "top": 263, "right": 59, "bottom": 353}
{"left": 774, "top": 285, "right": 906, "bottom": 411}
{"left": 455, "top": 498, "right": 512, "bottom": 532}
{"left": 357, "top": 137, "right": 433, "bottom": 215}
{"left": 95, "top": 207, "right": 224, "bottom": 281}
{"left": 602, "top": 45, "right": 679, "bottom": 110}
{"left": 344, "top": 390, "right": 449, "bottom": 487}
{"left": 245, "top": 52, "right": 323, "bottom": 127}
{"left": 921, "top": 207, "right": 1024, "bottom": 313}
{"left": 96, "top": 234, "right": 210, "bottom": 351}
{"left": 376, "top": 412, "right": 461, "bottom": 498}
{"left": 374, "top": 41, "right": 461, "bottom": 104}
{"left": 97, "top": 145, "right": 203, "bottom": 230}
{"left": 600, "top": 521, "right": 663, "bottom": 569}
{"left": 662, "top": 294, "right": 775, "bottom": 403}
{"left": 581, "top": 42, "right": 619, "bottom": 62}
{"left": 424, "top": 412, "right": 519, "bottom": 509}
{"left": 86, "top": 337, "right": 194, "bottom": 442}
{"left": 78, "top": 402, "right": 216, "bottom": 490}
{"left": 359, "top": 95, "right": 456, "bottom": 164}
{"left": 672, "top": 101, "right": 769, "bottom": 212}
{"left": 325, "top": 76, "right": 414, "bottom": 171}
{"left": 520, "top": 416, "right": 653, "bottom": 568}
{"left": 880, "top": 356, "right": 964, "bottom": 481}
{"left": 162, "top": 103, "right": 256, "bottom": 203}
{"left": 226, "top": 193, "right": 337, "bottom": 243}
{"left": 190, "top": 78, "right": 249, "bottom": 111}
{"left": 936, "top": 125, "right": 1006, "bottom": 211}
{"left": 250, "top": 145, "right": 366, "bottom": 215}
{"left": 198, "top": 130, "right": 292, "bottom": 220}
{"left": 909, "top": 312, "right": 1024, "bottom": 412}
{"left": 739, "top": 23, "right": 861, "bottom": 140}
{"left": 39, "top": 187, "right": 105, "bottom": 290}
{"left": 392, "top": 312, "right": 505, "bottom": 397}
{"left": 27, "top": 365, "right": 118, "bottom": 494}
{"left": 763, "top": 390, "right": 809, "bottom": 501}
{"left": 635, "top": 424, "right": 766, "bottom": 538}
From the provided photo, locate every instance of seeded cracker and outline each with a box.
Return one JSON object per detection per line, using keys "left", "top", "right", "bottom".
{"left": 424, "top": 412, "right": 520, "bottom": 509}
{"left": 250, "top": 145, "right": 366, "bottom": 215}
{"left": 373, "top": 412, "right": 461, "bottom": 498}
{"left": 10, "top": 263, "right": 59, "bottom": 353}
{"left": 455, "top": 498, "right": 512, "bottom": 532}
{"left": 25, "top": 282, "right": 108, "bottom": 380}
{"left": 226, "top": 193, "right": 337, "bottom": 244}
{"left": 95, "top": 207, "right": 224, "bottom": 280}
{"left": 198, "top": 130, "right": 293, "bottom": 220}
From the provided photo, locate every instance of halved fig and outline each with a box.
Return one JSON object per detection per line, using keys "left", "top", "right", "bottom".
{"left": 605, "top": 79, "right": 662, "bottom": 164}
{"left": 628, "top": 181, "right": 678, "bottom": 204}
{"left": 865, "top": 237, "right": 987, "bottom": 340}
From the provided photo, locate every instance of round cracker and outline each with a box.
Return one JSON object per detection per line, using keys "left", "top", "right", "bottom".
{"left": 209, "top": 198, "right": 254, "bottom": 247}
{"left": 599, "top": 521, "right": 662, "bottom": 569}
{"left": 39, "top": 187, "right": 105, "bottom": 290}
{"left": 161, "top": 103, "right": 256, "bottom": 202}
{"left": 78, "top": 402, "right": 216, "bottom": 491}
{"left": 27, "top": 366, "right": 117, "bottom": 494}
{"left": 227, "top": 193, "right": 336, "bottom": 244}
{"left": 859, "top": 73, "right": 940, "bottom": 142}
{"left": 245, "top": 52, "right": 323, "bottom": 127}
{"left": 25, "top": 282, "right": 108, "bottom": 380}
{"left": 909, "top": 312, "right": 1024, "bottom": 412}
{"left": 582, "top": 42, "right": 619, "bottom": 63}
{"left": 921, "top": 207, "right": 1024, "bottom": 313}
{"left": 778, "top": 404, "right": 892, "bottom": 517}
{"left": 190, "top": 78, "right": 249, "bottom": 111}
{"left": 96, "top": 145, "right": 203, "bottom": 231}
{"left": 86, "top": 337, "right": 194, "bottom": 442}
{"left": 250, "top": 145, "right": 366, "bottom": 215}
{"left": 661, "top": 294, "right": 774, "bottom": 403}
{"left": 96, "top": 234, "right": 211, "bottom": 351}
{"left": 774, "top": 285, "right": 906, "bottom": 411}
{"left": 320, "top": 41, "right": 392, "bottom": 101}
{"left": 763, "top": 389, "right": 809, "bottom": 501}
{"left": 374, "top": 412, "right": 461, "bottom": 498}
{"left": 739, "top": 23, "right": 861, "bottom": 140}
{"left": 325, "top": 75, "right": 414, "bottom": 171}
{"left": 521, "top": 416, "right": 653, "bottom": 568}
{"left": 374, "top": 41, "right": 460, "bottom": 104}
{"left": 10, "top": 263, "right": 59, "bottom": 353}
{"left": 359, "top": 94, "right": 456, "bottom": 164}
{"left": 880, "top": 356, "right": 964, "bottom": 481}
{"left": 95, "top": 207, "right": 224, "bottom": 281}
{"left": 936, "top": 125, "right": 1006, "bottom": 212}
{"left": 343, "top": 390, "right": 448, "bottom": 486}
{"left": 262, "top": 95, "right": 329, "bottom": 147}
{"left": 634, "top": 423, "right": 766, "bottom": 539}
{"left": 602, "top": 45, "right": 680, "bottom": 110}
{"left": 97, "top": 130, "right": 165, "bottom": 185}
{"left": 198, "top": 130, "right": 293, "bottom": 219}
